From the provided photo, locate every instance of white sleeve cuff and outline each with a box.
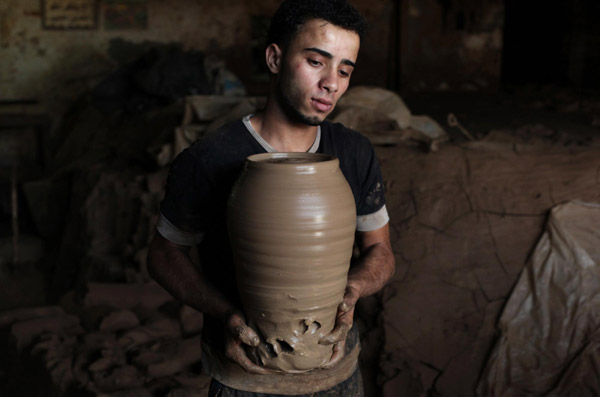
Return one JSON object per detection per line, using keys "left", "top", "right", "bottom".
{"left": 356, "top": 205, "right": 389, "bottom": 232}
{"left": 157, "top": 213, "right": 204, "bottom": 246}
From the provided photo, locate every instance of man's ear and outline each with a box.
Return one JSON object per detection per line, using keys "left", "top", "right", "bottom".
{"left": 265, "top": 43, "right": 283, "bottom": 74}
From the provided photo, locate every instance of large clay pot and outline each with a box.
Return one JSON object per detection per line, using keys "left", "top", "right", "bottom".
{"left": 227, "top": 152, "right": 357, "bottom": 373}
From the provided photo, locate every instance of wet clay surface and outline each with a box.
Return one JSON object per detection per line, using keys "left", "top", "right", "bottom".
{"left": 227, "top": 153, "right": 357, "bottom": 372}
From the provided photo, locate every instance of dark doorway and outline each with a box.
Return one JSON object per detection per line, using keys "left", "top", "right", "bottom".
{"left": 502, "top": 0, "right": 600, "bottom": 89}
{"left": 501, "top": 0, "right": 571, "bottom": 86}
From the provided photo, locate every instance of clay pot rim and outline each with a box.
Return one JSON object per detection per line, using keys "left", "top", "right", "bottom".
{"left": 246, "top": 153, "right": 339, "bottom": 170}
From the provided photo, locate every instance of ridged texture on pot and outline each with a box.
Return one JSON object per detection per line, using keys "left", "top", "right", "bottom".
{"left": 227, "top": 153, "right": 357, "bottom": 373}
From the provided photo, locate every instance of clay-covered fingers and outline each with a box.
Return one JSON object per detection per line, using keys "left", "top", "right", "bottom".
{"left": 319, "top": 292, "right": 357, "bottom": 345}
{"left": 224, "top": 335, "right": 272, "bottom": 375}
{"left": 341, "top": 285, "right": 360, "bottom": 310}
{"left": 319, "top": 316, "right": 351, "bottom": 345}
{"left": 233, "top": 324, "right": 260, "bottom": 347}
{"left": 224, "top": 311, "right": 273, "bottom": 374}
{"left": 226, "top": 312, "right": 259, "bottom": 347}
{"left": 320, "top": 339, "right": 346, "bottom": 369}
{"left": 319, "top": 291, "right": 356, "bottom": 367}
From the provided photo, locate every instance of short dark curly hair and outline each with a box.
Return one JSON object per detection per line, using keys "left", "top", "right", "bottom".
{"left": 266, "top": 0, "right": 368, "bottom": 50}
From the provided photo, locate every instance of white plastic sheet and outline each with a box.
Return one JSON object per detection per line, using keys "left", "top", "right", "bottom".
{"left": 478, "top": 201, "right": 600, "bottom": 396}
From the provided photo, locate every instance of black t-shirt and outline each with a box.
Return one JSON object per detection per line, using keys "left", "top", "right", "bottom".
{"left": 159, "top": 117, "right": 387, "bottom": 348}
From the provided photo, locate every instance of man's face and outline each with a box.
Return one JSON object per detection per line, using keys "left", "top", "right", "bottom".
{"left": 274, "top": 19, "right": 360, "bottom": 126}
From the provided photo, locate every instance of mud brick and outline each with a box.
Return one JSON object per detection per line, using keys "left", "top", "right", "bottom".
{"left": 100, "top": 309, "right": 140, "bottom": 332}
{"left": 10, "top": 314, "right": 82, "bottom": 351}
{"left": 84, "top": 282, "right": 173, "bottom": 310}
{"left": 0, "top": 306, "right": 65, "bottom": 329}
{"left": 146, "top": 337, "right": 202, "bottom": 378}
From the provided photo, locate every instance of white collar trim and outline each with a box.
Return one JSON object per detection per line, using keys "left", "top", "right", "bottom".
{"left": 242, "top": 114, "right": 321, "bottom": 153}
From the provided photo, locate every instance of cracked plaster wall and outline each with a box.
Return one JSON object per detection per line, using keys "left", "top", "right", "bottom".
{"left": 375, "top": 141, "right": 600, "bottom": 396}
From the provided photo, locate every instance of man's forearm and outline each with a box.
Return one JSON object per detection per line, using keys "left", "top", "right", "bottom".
{"left": 347, "top": 226, "right": 395, "bottom": 298}
{"left": 347, "top": 243, "right": 395, "bottom": 297}
{"left": 148, "top": 234, "right": 271, "bottom": 374}
{"left": 147, "top": 234, "right": 236, "bottom": 321}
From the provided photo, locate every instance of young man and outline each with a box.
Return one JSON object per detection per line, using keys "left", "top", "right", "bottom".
{"left": 147, "top": 0, "right": 395, "bottom": 395}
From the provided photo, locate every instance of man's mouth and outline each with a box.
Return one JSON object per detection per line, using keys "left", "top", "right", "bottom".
{"left": 311, "top": 98, "right": 333, "bottom": 112}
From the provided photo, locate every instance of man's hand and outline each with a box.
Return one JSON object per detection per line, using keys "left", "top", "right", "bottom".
{"left": 318, "top": 285, "right": 360, "bottom": 369}
{"left": 224, "top": 311, "right": 273, "bottom": 375}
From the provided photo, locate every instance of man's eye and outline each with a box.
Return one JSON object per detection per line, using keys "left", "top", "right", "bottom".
{"left": 308, "top": 59, "right": 321, "bottom": 66}
{"left": 339, "top": 70, "right": 350, "bottom": 77}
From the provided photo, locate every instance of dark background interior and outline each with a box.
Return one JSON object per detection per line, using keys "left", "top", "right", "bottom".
{"left": 1, "top": 0, "right": 600, "bottom": 396}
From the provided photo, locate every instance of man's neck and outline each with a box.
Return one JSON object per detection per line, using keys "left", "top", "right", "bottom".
{"left": 249, "top": 100, "right": 319, "bottom": 153}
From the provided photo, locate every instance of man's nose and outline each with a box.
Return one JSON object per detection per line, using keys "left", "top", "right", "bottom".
{"left": 320, "top": 68, "right": 338, "bottom": 93}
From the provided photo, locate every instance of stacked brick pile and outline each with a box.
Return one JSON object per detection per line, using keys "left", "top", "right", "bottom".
{"left": 0, "top": 283, "right": 210, "bottom": 397}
